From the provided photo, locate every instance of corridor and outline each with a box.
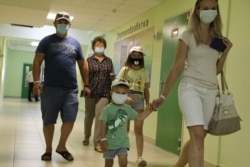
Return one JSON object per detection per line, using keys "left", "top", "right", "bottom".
{"left": 0, "top": 98, "right": 178, "bottom": 167}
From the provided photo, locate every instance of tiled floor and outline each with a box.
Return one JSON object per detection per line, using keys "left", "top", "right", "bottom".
{"left": 0, "top": 98, "right": 179, "bottom": 167}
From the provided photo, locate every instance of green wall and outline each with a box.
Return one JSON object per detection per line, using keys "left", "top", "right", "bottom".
{"left": 3, "top": 44, "right": 89, "bottom": 108}
{"left": 4, "top": 49, "right": 34, "bottom": 97}
{"left": 0, "top": 37, "right": 3, "bottom": 99}
{"left": 218, "top": 0, "right": 250, "bottom": 166}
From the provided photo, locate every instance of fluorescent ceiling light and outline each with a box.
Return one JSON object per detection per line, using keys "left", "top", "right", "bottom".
{"left": 31, "top": 41, "right": 39, "bottom": 47}
{"left": 47, "top": 13, "right": 74, "bottom": 21}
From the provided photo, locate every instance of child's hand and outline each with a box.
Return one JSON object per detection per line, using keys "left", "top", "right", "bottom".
{"left": 151, "top": 97, "right": 165, "bottom": 111}
{"left": 100, "top": 140, "right": 108, "bottom": 152}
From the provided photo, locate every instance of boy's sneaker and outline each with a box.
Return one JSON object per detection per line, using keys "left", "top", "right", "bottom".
{"left": 136, "top": 158, "right": 147, "bottom": 167}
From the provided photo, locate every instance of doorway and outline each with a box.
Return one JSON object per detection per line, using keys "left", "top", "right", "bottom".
{"left": 156, "top": 12, "right": 189, "bottom": 155}
{"left": 21, "top": 63, "right": 32, "bottom": 99}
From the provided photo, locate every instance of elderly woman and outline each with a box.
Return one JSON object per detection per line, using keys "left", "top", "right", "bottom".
{"left": 82, "top": 36, "right": 115, "bottom": 152}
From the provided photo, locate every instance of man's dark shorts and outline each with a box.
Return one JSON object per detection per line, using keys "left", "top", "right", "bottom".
{"left": 41, "top": 85, "right": 78, "bottom": 125}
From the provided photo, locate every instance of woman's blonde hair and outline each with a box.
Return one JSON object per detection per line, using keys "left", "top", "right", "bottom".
{"left": 188, "top": 0, "right": 222, "bottom": 45}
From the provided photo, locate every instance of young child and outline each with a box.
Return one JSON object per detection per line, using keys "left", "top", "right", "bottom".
{"left": 99, "top": 79, "right": 152, "bottom": 167}
{"left": 117, "top": 45, "right": 150, "bottom": 166}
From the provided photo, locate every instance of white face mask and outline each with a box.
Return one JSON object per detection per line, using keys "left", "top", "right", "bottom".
{"left": 199, "top": 9, "right": 217, "bottom": 24}
{"left": 112, "top": 93, "right": 128, "bottom": 105}
{"left": 94, "top": 47, "right": 105, "bottom": 55}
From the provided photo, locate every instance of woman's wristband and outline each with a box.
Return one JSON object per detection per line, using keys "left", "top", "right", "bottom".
{"left": 34, "top": 81, "right": 40, "bottom": 84}
{"left": 160, "top": 95, "right": 166, "bottom": 100}
{"left": 84, "top": 85, "right": 90, "bottom": 88}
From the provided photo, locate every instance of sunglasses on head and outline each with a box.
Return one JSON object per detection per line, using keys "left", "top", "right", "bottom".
{"left": 118, "top": 79, "right": 126, "bottom": 82}
{"left": 56, "top": 14, "right": 70, "bottom": 19}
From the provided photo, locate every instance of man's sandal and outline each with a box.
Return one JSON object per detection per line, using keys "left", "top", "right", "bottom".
{"left": 56, "top": 150, "right": 74, "bottom": 161}
{"left": 82, "top": 140, "right": 89, "bottom": 146}
{"left": 41, "top": 152, "right": 52, "bottom": 161}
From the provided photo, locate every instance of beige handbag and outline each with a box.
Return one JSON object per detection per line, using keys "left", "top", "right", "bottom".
{"left": 208, "top": 72, "right": 241, "bottom": 136}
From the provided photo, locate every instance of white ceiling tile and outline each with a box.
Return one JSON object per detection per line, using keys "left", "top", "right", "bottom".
{"left": 0, "top": 0, "right": 164, "bottom": 48}
{"left": 0, "top": 0, "right": 162, "bottom": 31}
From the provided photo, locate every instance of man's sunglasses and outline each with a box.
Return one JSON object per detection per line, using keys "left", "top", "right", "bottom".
{"left": 56, "top": 14, "right": 70, "bottom": 19}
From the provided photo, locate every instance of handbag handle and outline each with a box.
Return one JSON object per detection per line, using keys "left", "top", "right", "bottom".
{"left": 220, "top": 71, "right": 229, "bottom": 94}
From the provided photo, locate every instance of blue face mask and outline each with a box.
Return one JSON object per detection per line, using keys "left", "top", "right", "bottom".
{"left": 94, "top": 47, "right": 105, "bottom": 55}
{"left": 57, "top": 24, "right": 69, "bottom": 35}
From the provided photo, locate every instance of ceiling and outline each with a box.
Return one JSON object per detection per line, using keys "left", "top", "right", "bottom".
{"left": 0, "top": 0, "right": 164, "bottom": 32}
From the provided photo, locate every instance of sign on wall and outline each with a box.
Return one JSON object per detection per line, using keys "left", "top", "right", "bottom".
{"left": 113, "top": 27, "right": 154, "bottom": 83}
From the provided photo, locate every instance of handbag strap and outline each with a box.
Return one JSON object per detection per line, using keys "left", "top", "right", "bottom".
{"left": 220, "top": 71, "right": 229, "bottom": 94}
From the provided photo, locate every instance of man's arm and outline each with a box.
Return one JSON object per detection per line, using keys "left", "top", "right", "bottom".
{"left": 78, "top": 60, "right": 91, "bottom": 96}
{"left": 77, "top": 59, "right": 89, "bottom": 85}
{"left": 32, "top": 52, "right": 44, "bottom": 95}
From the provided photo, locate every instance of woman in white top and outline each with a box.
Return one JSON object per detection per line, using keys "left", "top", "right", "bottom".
{"left": 152, "top": 0, "right": 232, "bottom": 167}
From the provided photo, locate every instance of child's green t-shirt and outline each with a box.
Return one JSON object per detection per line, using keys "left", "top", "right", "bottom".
{"left": 99, "top": 103, "right": 138, "bottom": 149}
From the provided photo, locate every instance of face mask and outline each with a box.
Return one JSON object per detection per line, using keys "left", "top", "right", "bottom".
{"left": 199, "top": 9, "right": 217, "bottom": 24}
{"left": 112, "top": 92, "right": 128, "bottom": 105}
{"left": 94, "top": 47, "right": 105, "bottom": 55}
{"left": 130, "top": 58, "right": 143, "bottom": 66}
{"left": 57, "top": 24, "right": 69, "bottom": 35}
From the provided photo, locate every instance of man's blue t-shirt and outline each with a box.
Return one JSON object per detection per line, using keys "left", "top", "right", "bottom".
{"left": 36, "top": 34, "right": 84, "bottom": 88}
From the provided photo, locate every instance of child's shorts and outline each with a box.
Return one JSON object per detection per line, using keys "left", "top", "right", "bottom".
{"left": 103, "top": 147, "right": 128, "bottom": 159}
{"left": 129, "top": 90, "right": 144, "bottom": 110}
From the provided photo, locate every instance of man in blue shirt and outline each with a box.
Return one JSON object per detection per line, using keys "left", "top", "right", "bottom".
{"left": 32, "top": 11, "right": 87, "bottom": 161}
